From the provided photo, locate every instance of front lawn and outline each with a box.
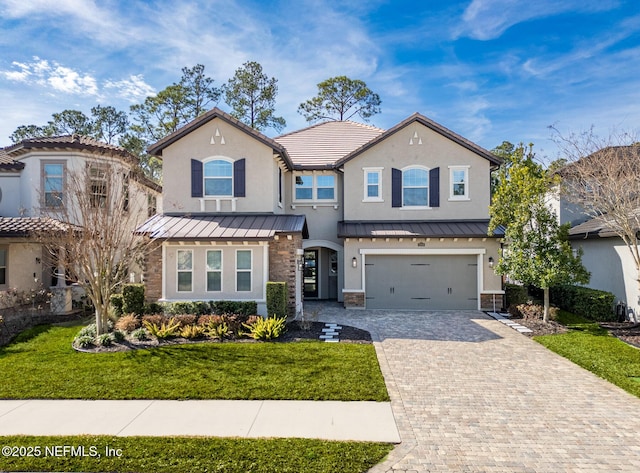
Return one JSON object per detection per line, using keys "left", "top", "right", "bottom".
{"left": 0, "top": 324, "right": 389, "bottom": 401}
{"left": 0, "top": 436, "right": 393, "bottom": 473}
{"left": 535, "top": 311, "right": 640, "bottom": 399}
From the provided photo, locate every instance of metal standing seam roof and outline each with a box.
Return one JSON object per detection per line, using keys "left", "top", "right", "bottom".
{"left": 0, "top": 217, "right": 77, "bottom": 237}
{"left": 274, "top": 120, "right": 385, "bottom": 168}
{"left": 337, "top": 220, "right": 504, "bottom": 238}
{"left": 137, "top": 214, "right": 309, "bottom": 240}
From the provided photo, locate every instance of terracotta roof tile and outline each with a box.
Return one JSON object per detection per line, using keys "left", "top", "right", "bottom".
{"left": 0, "top": 149, "right": 24, "bottom": 170}
{"left": 4, "top": 135, "right": 138, "bottom": 163}
{"left": 274, "top": 121, "right": 385, "bottom": 168}
{"left": 0, "top": 217, "right": 76, "bottom": 236}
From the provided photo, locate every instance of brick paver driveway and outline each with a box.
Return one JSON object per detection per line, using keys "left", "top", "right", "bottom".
{"left": 307, "top": 302, "right": 640, "bottom": 473}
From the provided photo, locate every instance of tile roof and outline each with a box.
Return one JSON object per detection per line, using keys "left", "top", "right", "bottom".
{"left": 336, "top": 113, "right": 502, "bottom": 167}
{"left": 137, "top": 213, "right": 309, "bottom": 240}
{"left": 568, "top": 216, "right": 626, "bottom": 239}
{"left": 274, "top": 121, "right": 385, "bottom": 169}
{"left": 0, "top": 149, "right": 25, "bottom": 170}
{"left": 0, "top": 217, "right": 76, "bottom": 237}
{"left": 338, "top": 220, "right": 504, "bottom": 238}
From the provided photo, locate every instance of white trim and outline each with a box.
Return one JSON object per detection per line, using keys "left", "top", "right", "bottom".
{"left": 235, "top": 248, "right": 253, "bottom": 292}
{"left": 292, "top": 171, "right": 338, "bottom": 203}
{"left": 448, "top": 165, "right": 470, "bottom": 201}
{"left": 203, "top": 156, "right": 234, "bottom": 198}
{"left": 481, "top": 290, "right": 506, "bottom": 294}
{"left": 363, "top": 167, "right": 384, "bottom": 202}
{"left": 176, "top": 248, "right": 194, "bottom": 293}
{"left": 401, "top": 165, "right": 430, "bottom": 208}
{"left": 205, "top": 249, "right": 223, "bottom": 293}
{"left": 263, "top": 242, "right": 269, "bottom": 303}
{"left": 161, "top": 243, "right": 167, "bottom": 300}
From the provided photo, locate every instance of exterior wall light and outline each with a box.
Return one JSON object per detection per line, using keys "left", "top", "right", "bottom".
{"left": 352, "top": 257, "right": 358, "bottom": 268}
{"left": 488, "top": 256, "right": 494, "bottom": 268}
{"left": 297, "top": 258, "right": 304, "bottom": 271}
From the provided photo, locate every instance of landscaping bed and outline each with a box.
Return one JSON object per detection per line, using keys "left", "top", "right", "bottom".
{"left": 599, "top": 322, "right": 640, "bottom": 349}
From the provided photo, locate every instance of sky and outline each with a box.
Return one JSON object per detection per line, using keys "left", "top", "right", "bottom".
{"left": 0, "top": 0, "right": 639, "bottom": 161}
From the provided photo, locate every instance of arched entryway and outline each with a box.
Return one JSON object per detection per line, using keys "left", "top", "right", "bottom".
{"left": 302, "top": 240, "right": 343, "bottom": 302}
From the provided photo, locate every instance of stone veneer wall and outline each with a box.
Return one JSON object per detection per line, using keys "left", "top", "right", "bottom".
{"left": 343, "top": 291, "right": 365, "bottom": 308}
{"left": 268, "top": 233, "right": 302, "bottom": 316}
{"left": 480, "top": 293, "right": 505, "bottom": 311}
{"left": 144, "top": 241, "right": 163, "bottom": 302}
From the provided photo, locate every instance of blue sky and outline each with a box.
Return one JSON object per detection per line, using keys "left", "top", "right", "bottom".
{"left": 0, "top": 0, "right": 638, "bottom": 160}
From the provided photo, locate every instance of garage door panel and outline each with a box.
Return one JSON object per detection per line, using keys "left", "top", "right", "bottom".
{"left": 365, "top": 254, "right": 478, "bottom": 310}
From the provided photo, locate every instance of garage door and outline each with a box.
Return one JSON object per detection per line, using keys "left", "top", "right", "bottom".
{"left": 365, "top": 254, "right": 478, "bottom": 310}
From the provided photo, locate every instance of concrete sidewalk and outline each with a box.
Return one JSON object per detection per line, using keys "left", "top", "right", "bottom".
{"left": 0, "top": 399, "right": 400, "bottom": 443}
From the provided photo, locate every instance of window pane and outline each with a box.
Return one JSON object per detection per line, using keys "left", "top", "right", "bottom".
{"left": 367, "top": 172, "right": 379, "bottom": 185}
{"left": 453, "top": 169, "right": 466, "bottom": 183}
{"left": 177, "top": 250, "right": 192, "bottom": 270}
{"left": 204, "top": 160, "right": 232, "bottom": 177}
{"left": 295, "top": 188, "right": 313, "bottom": 200}
{"left": 0, "top": 249, "right": 5, "bottom": 267}
{"left": 317, "top": 175, "right": 334, "bottom": 187}
{"left": 45, "top": 177, "right": 63, "bottom": 192}
{"left": 205, "top": 178, "right": 232, "bottom": 196}
{"left": 207, "top": 272, "right": 221, "bottom": 291}
{"left": 403, "top": 188, "right": 428, "bottom": 206}
{"left": 177, "top": 272, "right": 192, "bottom": 292}
{"left": 453, "top": 183, "right": 466, "bottom": 196}
{"left": 367, "top": 184, "right": 379, "bottom": 198}
{"left": 237, "top": 272, "right": 251, "bottom": 291}
{"left": 45, "top": 192, "right": 63, "bottom": 208}
{"left": 317, "top": 187, "right": 334, "bottom": 199}
{"left": 0, "top": 267, "right": 5, "bottom": 285}
{"left": 403, "top": 168, "right": 428, "bottom": 186}
{"left": 44, "top": 164, "right": 63, "bottom": 176}
{"left": 207, "top": 250, "right": 221, "bottom": 271}
{"left": 295, "top": 175, "right": 313, "bottom": 187}
{"left": 237, "top": 250, "right": 251, "bottom": 270}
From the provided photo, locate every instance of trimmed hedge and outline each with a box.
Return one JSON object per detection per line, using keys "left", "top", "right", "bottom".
{"left": 550, "top": 285, "right": 616, "bottom": 322}
{"left": 266, "top": 282, "right": 288, "bottom": 318}
{"left": 213, "top": 300, "right": 257, "bottom": 316}
{"left": 159, "top": 300, "right": 258, "bottom": 316}
{"left": 110, "top": 294, "right": 124, "bottom": 316}
{"left": 122, "top": 284, "right": 145, "bottom": 315}
{"left": 505, "top": 283, "right": 529, "bottom": 308}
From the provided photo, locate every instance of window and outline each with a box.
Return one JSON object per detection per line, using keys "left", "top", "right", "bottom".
{"left": 294, "top": 174, "right": 336, "bottom": 201}
{"left": 123, "top": 174, "right": 129, "bottom": 212}
{"left": 43, "top": 162, "right": 65, "bottom": 208}
{"left": 206, "top": 250, "right": 222, "bottom": 292}
{"left": 204, "top": 159, "right": 233, "bottom": 196}
{"left": 177, "top": 250, "right": 193, "bottom": 292}
{"left": 0, "top": 248, "right": 6, "bottom": 285}
{"left": 402, "top": 167, "right": 429, "bottom": 207}
{"left": 363, "top": 168, "right": 383, "bottom": 201}
{"left": 89, "top": 164, "right": 108, "bottom": 208}
{"left": 449, "top": 166, "right": 469, "bottom": 200}
{"left": 278, "top": 168, "right": 283, "bottom": 204}
{"left": 147, "top": 194, "right": 157, "bottom": 217}
{"left": 236, "top": 250, "right": 252, "bottom": 291}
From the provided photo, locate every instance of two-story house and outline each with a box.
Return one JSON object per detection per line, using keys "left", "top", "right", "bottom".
{"left": 0, "top": 135, "right": 161, "bottom": 307}
{"left": 139, "top": 108, "right": 504, "bottom": 315}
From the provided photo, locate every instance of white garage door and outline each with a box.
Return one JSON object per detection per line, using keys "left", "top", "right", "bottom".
{"left": 365, "top": 254, "right": 478, "bottom": 310}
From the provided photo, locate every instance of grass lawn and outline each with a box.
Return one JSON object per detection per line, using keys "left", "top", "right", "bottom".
{"left": 0, "top": 324, "right": 389, "bottom": 401}
{"left": 535, "top": 310, "right": 640, "bottom": 399}
{"left": 0, "top": 435, "right": 393, "bottom": 473}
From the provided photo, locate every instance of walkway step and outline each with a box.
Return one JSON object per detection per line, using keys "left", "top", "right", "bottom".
{"left": 486, "top": 312, "right": 533, "bottom": 334}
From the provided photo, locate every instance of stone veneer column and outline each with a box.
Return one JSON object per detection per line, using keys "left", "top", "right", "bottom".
{"left": 144, "top": 241, "right": 163, "bottom": 302}
{"left": 268, "top": 233, "right": 302, "bottom": 316}
{"left": 480, "top": 293, "right": 505, "bottom": 312}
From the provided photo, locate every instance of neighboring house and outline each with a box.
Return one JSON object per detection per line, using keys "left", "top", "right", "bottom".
{"left": 0, "top": 135, "right": 161, "bottom": 307}
{"left": 139, "top": 108, "right": 505, "bottom": 315}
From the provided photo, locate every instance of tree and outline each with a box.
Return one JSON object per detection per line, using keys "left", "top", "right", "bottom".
{"left": 489, "top": 142, "right": 590, "bottom": 322}
{"left": 10, "top": 124, "right": 49, "bottom": 143}
{"left": 552, "top": 127, "right": 640, "bottom": 299}
{"left": 91, "top": 105, "right": 128, "bottom": 144}
{"left": 179, "top": 64, "right": 221, "bottom": 118}
{"left": 47, "top": 110, "right": 94, "bottom": 136}
{"left": 223, "top": 61, "right": 286, "bottom": 132}
{"left": 37, "top": 159, "right": 158, "bottom": 335}
{"left": 298, "top": 76, "right": 381, "bottom": 123}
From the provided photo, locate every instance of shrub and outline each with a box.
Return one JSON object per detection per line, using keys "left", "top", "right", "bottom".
{"left": 115, "top": 314, "right": 141, "bottom": 333}
{"left": 173, "top": 314, "right": 197, "bottom": 327}
{"left": 266, "top": 282, "right": 288, "bottom": 318}
{"left": 245, "top": 316, "right": 287, "bottom": 341}
{"left": 144, "top": 317, "right": 181, "bottom": 339}
{"left": 165, "top": 301, "right": 210, "bottom": 316}
{"left": 131, "top": 328, "right": 148, "bottom": 341}
{"left": 505, "top": 283, "right": 529, "bottom": 307}
{"left": 76, "top": 323, "right": 97, "bottom": 339}
{"left": 110, "top": 294, "right": 124, "bottom": 316}
{"left": 550, "top": 285, "right": 616, "bottom": 322}
{"left": 180, "top": 324, "right": 206, "bottom": 339}
{"left": 122, "top": 284, "right": 145, "bottom": 315}
{"left": 144, "top": 302, "right": 164, "bottom": 314}
{"left": 205, "top": 321, "right": 229, "bottom": 339}
{"left": 142, "top": 314, "right": 169, "bottom": 326}
{"left": 75, "top": 335, "right": 95, "bottom": 348}
{"left": 112, "top": 330, "right": 126, "bottom": 342}
{"left": 212, "top": 300, "right": 257, "bottom": 316}
{"left": 97, "top": 333, "right": 113, "bottom": 347}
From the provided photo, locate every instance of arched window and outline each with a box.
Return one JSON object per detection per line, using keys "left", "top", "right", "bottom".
{"left": 204, "top": 159, "right": 233, "bottom": 196}
{"left": 402, "top": 167, "right": 429, "bottom": 206}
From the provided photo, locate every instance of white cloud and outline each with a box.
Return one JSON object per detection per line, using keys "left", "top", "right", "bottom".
{"left": 457, "top": 0, "right": 619, "bottom": 40}
{"left": 104, "top": 75, "right": 156, "bottom": 103}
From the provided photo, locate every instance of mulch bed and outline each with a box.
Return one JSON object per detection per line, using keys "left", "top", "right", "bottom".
{"left": 599, "top": 322, "right": 640, "bottom": 349}
{"left": 505, "top": 314, "right": 568, "bottom": 337}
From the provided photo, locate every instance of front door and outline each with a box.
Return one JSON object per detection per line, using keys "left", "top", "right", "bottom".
{"left": 303, "top": 250, "right": 318, "bottom": 298}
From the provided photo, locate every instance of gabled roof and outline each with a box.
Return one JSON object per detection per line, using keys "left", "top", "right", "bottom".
{"left": 147, "top": 108, "right": 294, "bottom": 170}
{"left": 335, "top": 113, "right": 502, "bottom": 167}
{"left": 137, "top": 213, "right": 309, "bottom": 240}
{"left": 338, "top": 220, "right": 503, "bottom": 238}
{"left": 0, "top": 217, "right": 78, "bottom": 237}
{"left": 274, "top": 120, "right": 385, "bottom": 169}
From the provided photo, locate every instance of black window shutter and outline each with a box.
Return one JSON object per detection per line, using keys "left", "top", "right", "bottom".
{"left": 191, "top": 159, "right": 203, "bottom": 198}
{"left": 429, "top": 167, "right": 440, "bottom": 207}
{"left": 391, "top": 168, "right": 402, "bottom": 207}
{"left": 234, "top": 158, "right": 246, "bottom": 197}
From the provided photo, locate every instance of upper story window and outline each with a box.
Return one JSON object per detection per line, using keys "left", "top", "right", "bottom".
{"left": 402, "top": 167, "right": 429, "bottom": 207}
{"left": 294, "top": 173, "right": 336, "bottom": 201}
{"left": 363, "top": 167, "right": 383, "bottom": 202}
{"left": 204, "top": 159, "right": 233, "bottom": 196}
{"left": 0, "top": 247, "right": 6, "bottom": 286}
{"left": 89, "top": 164, "right": 108, "bottom": 208}
{"left": 42, "top": 162, "right": 65, "bottom": 208}
{"left": 147, "top": 194, "right": 157, "bottom": 217}
{"left": 449, "top": 166, "right": 469, "bottom": 200}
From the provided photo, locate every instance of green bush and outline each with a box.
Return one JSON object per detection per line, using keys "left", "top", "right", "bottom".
{"left": 164, "top": 301, "right": 210, "bottom": 316}
{"left": 505, "top": 283, "right": 529, "bottom": 307}
{"left": 144, "top": 317, "right": 181, "bottom": 339}
{"left": 74, "top": 335, "right": 94, "bottom": 348}
{"left": 110, "top": 294, "right": 124, "bottom": 316}
{"left": 213, "top": 300, "right": 257, "bottom": 316}
{"left": 245, "top": 316, "right": 287, "bottom": 341}
{"left": 122, "top": 284, "right": 145, "bottom": 315}
{"left": 266, "top": 282, "right": 288, "bottom": 318}
{"left": 112, "top": 330, "right": 126, "bottom": 342}
{"left": 76, "top": 323, "right": 97, "bottom": 339}
{"left": 97, "top": 333, "right": 113, "bottom": 347}
{"left": 550, "top": 285, "right": 616, "bottom": 322}
{"left": 144, "top": 302, "right": 164, "bottom": 314}
{"left": 132, "top": 328, "right": 148, "bottom": 341}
